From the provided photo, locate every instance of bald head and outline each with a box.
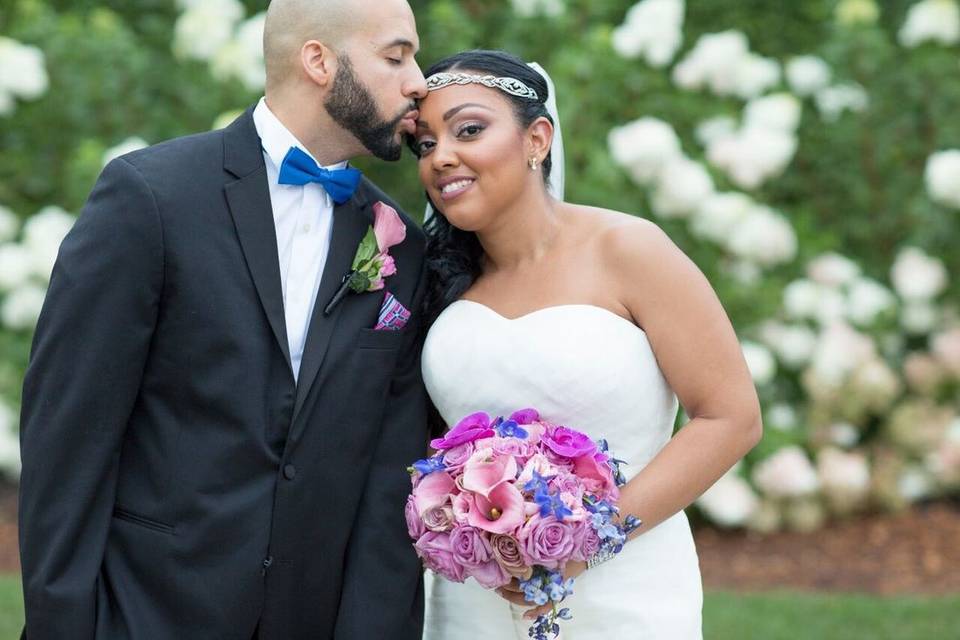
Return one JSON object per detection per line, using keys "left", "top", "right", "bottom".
{"left": 264, "top": 0, "right": 415, "bottom": 91}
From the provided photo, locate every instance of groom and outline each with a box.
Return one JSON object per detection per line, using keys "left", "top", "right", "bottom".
{"left": 18, "top": 0, "right": 428, "bottom": 638}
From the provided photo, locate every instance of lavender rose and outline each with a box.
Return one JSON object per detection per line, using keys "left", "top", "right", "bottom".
{"left": 423, "top": 505, "right": 455, "bottom": 532}
{"left": 405, "top": 495, "right": 425, "bottom": 540}
{"left": 571, "top": 519, "right": 601, "bottom": 562}
{"left": 490, "top": 534, "right": 533, "bottom": 580}
{"left": 415, "top": 532, "right": 465, "bottom": 583}
{"left": 449, "top": 525, "right": 493, "bottom": 568}
{"left": 542, "top": 425, "right": 598, "bottom": 459}
{"left": 442, "top": 442, "right": 476, "bottom": 473}
{"left": 517, "top": 515, "right": 577, "bottom": 571}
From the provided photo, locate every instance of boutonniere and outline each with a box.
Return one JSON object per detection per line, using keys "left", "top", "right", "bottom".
{"left": 324, "top": 201, "right": 407, "bottom": 315}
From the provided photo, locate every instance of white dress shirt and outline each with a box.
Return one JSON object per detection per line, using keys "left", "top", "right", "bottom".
{"left": 252, "top": 97, "right": 347, "bottom": 382}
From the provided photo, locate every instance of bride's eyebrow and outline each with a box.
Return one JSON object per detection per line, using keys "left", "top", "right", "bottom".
{"left": 443, "top": 103, "right": 494, "bottom": 121}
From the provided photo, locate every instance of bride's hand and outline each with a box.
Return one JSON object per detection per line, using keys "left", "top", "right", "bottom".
{"left": 494, "top": 560, "right": 587, "bottom": 620}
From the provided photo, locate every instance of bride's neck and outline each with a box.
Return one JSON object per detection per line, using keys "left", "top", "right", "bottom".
{"left": 476, "top": 184, "right": 562, "bottom": 272}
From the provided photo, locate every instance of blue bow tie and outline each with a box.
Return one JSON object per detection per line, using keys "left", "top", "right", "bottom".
{"left": 277, "top": 146, "right": 362, "bottom": 204}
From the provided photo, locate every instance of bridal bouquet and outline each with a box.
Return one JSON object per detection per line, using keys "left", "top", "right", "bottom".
{"left": 407, "top": 409, "right": 640, "bottom": 639}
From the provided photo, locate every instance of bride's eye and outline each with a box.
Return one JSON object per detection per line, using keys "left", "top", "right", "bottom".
{"left": 415, "top": 139, "right": 436, "bottom": 155}
{"left": 457, "top": 123, "right": 485, "bottom": 138}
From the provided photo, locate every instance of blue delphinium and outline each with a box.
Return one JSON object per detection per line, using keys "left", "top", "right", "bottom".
{"left": 523, "top": 471, "right": 572, "bottom": 521}
{"left": 596, "top": 438, "right": 628, "bottom": 486}
{"left": 495, "top": 417, "right": 529, "bottom": 439}
{"left": 410, "top": 455, "right": 445, "bottom": 476}
{"left": 520, "top": 567, "right": 575, "bottom": 639}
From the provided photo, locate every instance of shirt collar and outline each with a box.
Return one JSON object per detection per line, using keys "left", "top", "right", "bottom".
{"left": 252, "top": 97, "right": 348, "bottom": 173}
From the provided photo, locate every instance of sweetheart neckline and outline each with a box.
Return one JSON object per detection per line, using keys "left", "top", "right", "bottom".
{"left": 448, "top": 299, "right": 647, "bottom": 335}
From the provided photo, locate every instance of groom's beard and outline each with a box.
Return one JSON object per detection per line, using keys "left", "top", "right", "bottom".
{"left": 324, "top": 56, "right": 412, "bottom": 162}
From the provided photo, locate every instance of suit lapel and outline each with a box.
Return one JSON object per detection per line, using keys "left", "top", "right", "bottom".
{"left": 223, "top": 109, "right": 293, "bottom": 374}
{"left": 290, "top": 186, "right": 374, "bottom": 429}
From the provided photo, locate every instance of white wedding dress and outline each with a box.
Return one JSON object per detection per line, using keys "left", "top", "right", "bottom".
{"left": 420, "top": 300, "right": 703, "bottom": 639}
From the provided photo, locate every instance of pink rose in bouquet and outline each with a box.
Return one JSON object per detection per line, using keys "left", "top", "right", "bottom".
{"left": 407, "top": 409, "right": 642, "bottom": 637}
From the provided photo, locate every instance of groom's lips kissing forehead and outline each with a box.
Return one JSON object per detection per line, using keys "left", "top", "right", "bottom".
{"left": 400, "top": 108, "right": 420, "bottom": 135}
{"left": 436, "top": 174, "right": 476, "bottom": 201}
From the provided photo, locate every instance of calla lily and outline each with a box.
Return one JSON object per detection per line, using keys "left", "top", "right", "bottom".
{"left": 462, "top": 448, "right": 518, "bottom": 498}
{"left": 373, "top": 201, "right": 406, "bottom": 252}
{"left": 465, "top": 482, "right": 526, "bottom": 534}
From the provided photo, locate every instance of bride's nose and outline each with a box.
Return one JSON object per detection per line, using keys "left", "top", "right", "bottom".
{"left": 430, "top": 138, "right": 459, "bottom": 171}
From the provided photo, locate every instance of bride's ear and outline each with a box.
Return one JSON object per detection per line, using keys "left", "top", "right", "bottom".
{"left": 526, "top": 116, "right": 554, "bottom": 165}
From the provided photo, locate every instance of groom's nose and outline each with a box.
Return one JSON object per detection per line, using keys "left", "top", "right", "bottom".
{"left": 404, "top": 64, "right": 428, "bottom": 100}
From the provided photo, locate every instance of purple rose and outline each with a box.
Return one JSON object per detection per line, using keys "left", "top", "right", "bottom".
{"left": 405, "top": 495, "right": 425, "bottom": 540}
{"left": 492, "top": 436, "right": 536, "bottom": 462}
{"left": 449, "top": 525, "right": 492, "bottom": 568}
{"left": 542, "top": 425, "right": 597, "bottom": 459}
{"left": 430, "top": 412, "right": 496, "bottom": 450}
{"left": 517, "top": 514, "right": 577, "bottom": 570}
{"left": 571, "top": 520, "right": 601, "bottom": 562}
{"left": 415, "top": 532, "right": 465, "bottom": 583}
{"left": 509, "top": 408, "right": 540, "bottom": 425}
{"left": 490, "top": 534, "right": 533, "bottom": 580}
{"left": 471, "top": 558, "right": 512, "bottom": 589}
{"left": 423, "top": 505, "right": 455, "bottom": 532}
{"left": 442, "top": 442, "right": 476, "bottom": 473}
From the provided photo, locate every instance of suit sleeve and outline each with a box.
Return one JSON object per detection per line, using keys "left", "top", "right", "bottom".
{"left": 333, "top": 256, "right": 429, "bottom": 640}
{"left": 18, "top": 157, "right": 163, "bottom": 639}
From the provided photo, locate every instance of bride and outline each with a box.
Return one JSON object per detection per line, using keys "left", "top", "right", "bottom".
{"left": 411, "top": 50, "right": 762, "bottom": 639}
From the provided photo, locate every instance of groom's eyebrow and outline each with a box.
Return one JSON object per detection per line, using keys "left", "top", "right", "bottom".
{"left": 382, "top": 38, "right": 419, "bottom": 54}
{"left": 443, "top": 104, "right": 494, "bottom": 121}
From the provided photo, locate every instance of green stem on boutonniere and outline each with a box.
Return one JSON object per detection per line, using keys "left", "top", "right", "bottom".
{"left": 323, "top": 270, "right": 370, "bottom": 316}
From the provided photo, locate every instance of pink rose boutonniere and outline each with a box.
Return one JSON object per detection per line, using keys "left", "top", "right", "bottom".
{"left": 324, "top": 201, "right": 407, "bottom": 315}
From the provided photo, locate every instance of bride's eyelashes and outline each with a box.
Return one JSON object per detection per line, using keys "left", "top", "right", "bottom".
{"left": 415, "top": 121, "right": 487, "bottom": 156}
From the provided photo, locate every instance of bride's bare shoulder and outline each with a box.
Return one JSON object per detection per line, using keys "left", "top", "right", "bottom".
{"left": 564, "top": 203, "right": 676, "bottom": 260}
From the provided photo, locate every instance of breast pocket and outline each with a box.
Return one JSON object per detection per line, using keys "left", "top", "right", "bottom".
{"left": 356, "top": 326, "right": 408, "bottom": 351}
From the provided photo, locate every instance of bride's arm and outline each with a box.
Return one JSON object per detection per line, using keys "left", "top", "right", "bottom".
{"left": 606, "top": 216, "right": 763, "bottom": 538}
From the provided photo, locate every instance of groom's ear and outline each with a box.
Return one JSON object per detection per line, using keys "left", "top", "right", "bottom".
{"left": 526, "top": 116, "right": 554, "bottom": 163}
{"left": 300, "top": 40, "right": 337, "bottom": 89}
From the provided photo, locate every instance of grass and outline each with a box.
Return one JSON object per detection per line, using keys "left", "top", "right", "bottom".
{"left": 1, "top": 576, "right": 957, "bottom": 638}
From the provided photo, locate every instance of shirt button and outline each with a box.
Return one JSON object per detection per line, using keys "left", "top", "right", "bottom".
{"left": 283, "top": 464, "right": 297, "bottom": 480}
{"left": 302, "top": 224, "right": 311, "bottom": 233}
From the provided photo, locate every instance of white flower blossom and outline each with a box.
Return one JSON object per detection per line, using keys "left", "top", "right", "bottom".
{"left": 608, "top": 117, "right": 683, "bottom": 185}
{"left": 836, "top": 0, "right": 880, "bottom": 25}
{"left": 23, "top": 206, "right": 76, "bottom": 282}
{"left": 694, "top": 116, "right": 738, "bottom": 147}
{"left": 767, "top": 403, "right": 799, "bottom": 431}
{"left": 726, "top": 205, "right": 797, "bottom": 266}
{"left": 697, "top": 470, "right": 759, "bottom": 527}
{"left": 786, "top": 56, "right": 832, "bottom": 96}
{"left": 901, "top": 300, "right": 940, "bottom": 335}
{"left": 649, "top": 156, "right": 715, "bottom": 219}
{"left": 0, "top": 244, "right": 33, "bottom": 291}
{"left": 744, "top": 93, "right": 803, "bottom": 133}
{"left": 924, "top": 149, "right": 960, "bottom": 209}
{"left": 0, "top": 37, "right": 49, "bottom": 102}
{"left": 898, "top": 465, "right": 935, "bottom": 501}
{"left": 809, "top": 321, "right": 877, "bottom": 387}
{"left": 611, "top": 0, "right": 685, "bottom": 68}
{"left": 672, "top": 31, "right": 779, "bottom": 99}
{"left": 0, "top": 401, "right": 20, "bottom": 479}
{"left": 891, "top": 247, "right": 948, "bottom": 301}
{"left": 806, "top": 252, "right": 861, "bottom": 287}
{"left": 173, "top": 0, "right": 244, "bottom": 61}
{"left": 846, "top": 277, "right": 897, "bottom": 326}
{"left": 211, "top": 12, "right": 267, "bottom": 91}
{"left": 829, "top": 422, "right": 861, "bottom": 448}
{"left": 0, "top": 205, "right": 19, "bottom": 243}
{"left": 815, "top": 84, "right": 869, "bottom": 121}
{"left": 103, "top": 137, "right": 148, "bottom": 167}
{"left": 899, "top": 0, "right": 960, "bottom": 48}
{"left": 1, "top": 283, "right": 46, "bottom": 331}
{"left": 742, "top": 340, "right": 777, "bottom": 385}
{"left": 707, "top": 126, "right": 798, "bottom": 190}
{"left": 511, "top": 0, "right": 565, "bottom": 18}
{"left": 759, "top": 321, "right": 818, "bottom": 368}
{"left": 690, "top": 192, "right": 753, "bottom": 243}
{"left": 752, "top": 446, "right": 820, "bottom": 498}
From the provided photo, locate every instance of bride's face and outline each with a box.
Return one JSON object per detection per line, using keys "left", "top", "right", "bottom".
{"left": 413, "top": 82, "right": 533, "bottom": 232}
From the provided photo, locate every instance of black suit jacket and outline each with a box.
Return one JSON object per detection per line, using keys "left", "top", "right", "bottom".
{"left": 18, "top": 108, "right": 428, "bottom": 640}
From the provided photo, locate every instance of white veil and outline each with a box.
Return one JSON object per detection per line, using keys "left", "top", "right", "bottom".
{"left": 423, "top": 61, "right": 565, "bottom": 220}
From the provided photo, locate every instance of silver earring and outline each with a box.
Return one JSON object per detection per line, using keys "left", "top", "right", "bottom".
{"left": 529, "top": 157, "right": 539, "bottom": 171}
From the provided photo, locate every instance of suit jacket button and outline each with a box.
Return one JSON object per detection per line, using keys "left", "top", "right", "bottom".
{"left": 283, "top": 464, "right": 297, "bottom": 480}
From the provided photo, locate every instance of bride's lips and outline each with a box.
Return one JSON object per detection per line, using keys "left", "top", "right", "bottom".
{"left": 436, "top": 175, "right": 476, "bottom": 202}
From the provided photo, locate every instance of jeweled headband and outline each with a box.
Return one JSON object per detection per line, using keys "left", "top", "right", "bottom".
{"left": 425, "top": 72, "right": 540, "bottom": 101}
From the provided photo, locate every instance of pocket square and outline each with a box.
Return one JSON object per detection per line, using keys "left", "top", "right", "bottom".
{"left": 375, "top": 291, "right": 411, "bottom": 331}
